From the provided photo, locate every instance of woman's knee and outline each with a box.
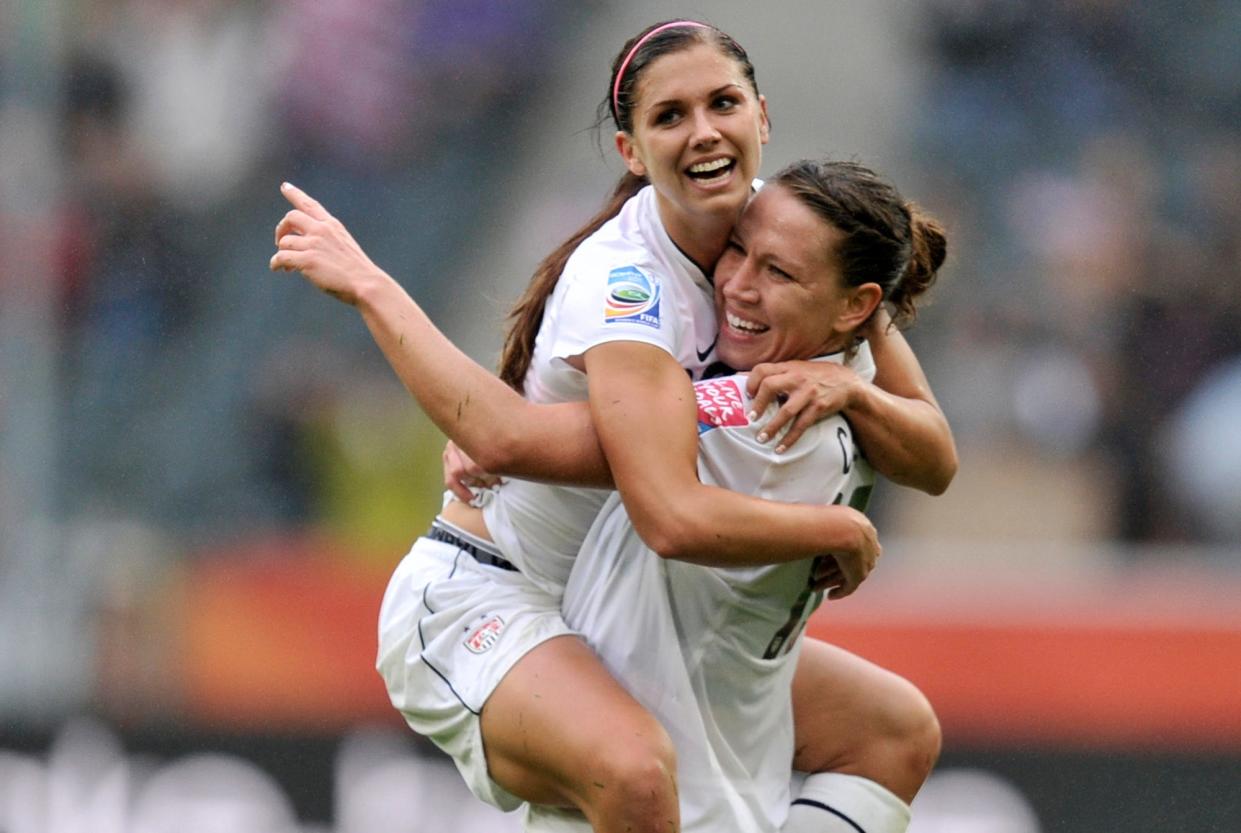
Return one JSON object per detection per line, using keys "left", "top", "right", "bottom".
{"left": 842, "top": 676, "right": 941, "bottom": 801}
{"left": 891, "top": 681, "right": 941, "bottom": 782}
{"left": 579, "top": 715, "right": 678, "bottom": 812}
{"left": 489, "top": 720, "right": 679, "bottom": 833}
{"left": 791, "top": 642, "right": 941, "bottom": 794}
{"left": 479, "top": 635, "right": 679, "bottom": 817}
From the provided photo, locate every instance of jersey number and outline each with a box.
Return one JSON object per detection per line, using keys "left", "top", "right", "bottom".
{"left": 762, "top": 484, "right": 872, "bottom": 660}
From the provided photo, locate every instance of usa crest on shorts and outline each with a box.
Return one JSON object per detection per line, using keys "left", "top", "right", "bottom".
{"left": 464, "top": 614, "right": 506, "bottom": 654}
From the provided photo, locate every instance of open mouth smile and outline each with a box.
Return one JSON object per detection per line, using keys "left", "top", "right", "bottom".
{"left": 725, "top": 310, "right": 767, "bottom": 334}
{"left": 686, "top": 156, "right": 737, "bottom": 185}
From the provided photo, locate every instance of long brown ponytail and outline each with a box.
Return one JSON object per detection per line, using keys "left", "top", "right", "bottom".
{"left": 497, "top": 171, "right": 646, "bottom": 390}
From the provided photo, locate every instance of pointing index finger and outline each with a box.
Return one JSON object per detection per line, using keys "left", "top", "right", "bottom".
{"left": 280, "top": 181, "right": 330, "bottom": 221}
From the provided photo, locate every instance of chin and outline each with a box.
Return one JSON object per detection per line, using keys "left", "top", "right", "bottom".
{"left": 693, "top": 191, "right": 748, "bottom": 218}
{"left": 718, "top": 347, "right": 756, "bottom": 372}
{"left": 688, "top": 176, "right": 749, "bottom": 205}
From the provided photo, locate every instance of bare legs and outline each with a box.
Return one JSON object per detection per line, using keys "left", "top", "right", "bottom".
{"left": 481, "top": 635, "right": 679, "bottom": 833}
{"left": 478, "top": 635, "right": 938, "bottom": 832}
{"left": 791, "top": 638, "right": 941, "bottom": 804}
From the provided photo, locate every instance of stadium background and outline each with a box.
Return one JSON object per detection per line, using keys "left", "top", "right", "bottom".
{"left": 2, "top": 0, "right": 1239, "bottom": 830}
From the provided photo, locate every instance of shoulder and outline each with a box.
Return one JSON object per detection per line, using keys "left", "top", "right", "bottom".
{"left": 565, "top": 187, "right": 661, "bottom": 276}
{"left": 561, "top": 220, "right": 669, "bottom": 304}
{"left": 565, "top": 233, "right": 658, "bottom": 276}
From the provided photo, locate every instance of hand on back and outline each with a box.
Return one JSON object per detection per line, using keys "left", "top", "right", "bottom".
{"left": 815, "top": 507, "right": 880, "bottom": 600}
{"left": 745, "top": 360, "right": 861, "bottom": 452}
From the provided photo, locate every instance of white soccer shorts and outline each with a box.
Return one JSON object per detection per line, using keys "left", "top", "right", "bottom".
{"left": 376, "top": 524, "right": 578, "bottom": 811}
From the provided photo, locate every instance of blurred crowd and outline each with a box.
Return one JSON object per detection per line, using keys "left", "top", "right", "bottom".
{"left": 907, "top": 0, "right": 1241, "bottom": 547}
{"left": 33, "top": 0, "right": 577, "bottom": 555}
{"left": 8, "top": 0, "right": 1241, "bottom": 565}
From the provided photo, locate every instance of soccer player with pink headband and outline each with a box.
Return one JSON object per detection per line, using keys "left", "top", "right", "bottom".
{"left": 272, "top": 19, "right": 954, "bottom": 833}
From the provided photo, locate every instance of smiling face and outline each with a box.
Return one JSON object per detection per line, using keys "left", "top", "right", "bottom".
{"left": 615, "top": 42, "right": 769, "bottom": 254}
{"left": 713, "top": 185, "right": 881, "bottom": 370}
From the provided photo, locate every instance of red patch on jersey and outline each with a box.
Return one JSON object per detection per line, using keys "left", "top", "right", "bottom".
{"left": 464, "top": 615, "right": 506, "bottom": 654}
{"left": 695, "top": 378, "right": 750, "bottom": 429}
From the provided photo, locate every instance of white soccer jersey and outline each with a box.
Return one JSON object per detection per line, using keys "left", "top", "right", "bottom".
{"left": 528, "top": 348, "right": 877, "bottom": 833}
{"left": 481, "top": 182, "right": 727, "bottom": 598}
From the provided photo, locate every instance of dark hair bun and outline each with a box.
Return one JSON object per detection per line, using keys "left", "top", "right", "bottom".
{"left": 890, "top": 205, "right": 946, "bottom": 326}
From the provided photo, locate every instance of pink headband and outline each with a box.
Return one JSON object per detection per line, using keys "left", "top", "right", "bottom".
{"left": 612, "top": 20, "right": 710, "bottom": 120}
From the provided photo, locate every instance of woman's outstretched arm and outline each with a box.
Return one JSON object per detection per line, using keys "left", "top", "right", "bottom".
{"left": 270, "top": 182, "right": 611, "bottom": 486}
{"left": 274, "top": 184, "right": 880, "bottom": 596}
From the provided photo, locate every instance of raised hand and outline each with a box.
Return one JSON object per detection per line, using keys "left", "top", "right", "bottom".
{"left": 270, "top": 182, "right": 386, "bottom": 305}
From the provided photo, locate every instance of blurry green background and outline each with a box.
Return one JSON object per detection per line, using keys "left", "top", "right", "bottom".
{"left": 2, "top": 1, "right": 1239, "bottom": 831}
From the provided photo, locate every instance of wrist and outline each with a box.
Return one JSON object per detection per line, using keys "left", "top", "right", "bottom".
{"left": 353, "top": 267, "right": 401, "bottom": 311}
{"left": 819, "top": 504, "right": 865, "bottom": 552}
{"left": 838, "top": 373, "right": 867, "bottom": 414}
{"left": 845, "top": 506, "right": 871, "bottom": 551}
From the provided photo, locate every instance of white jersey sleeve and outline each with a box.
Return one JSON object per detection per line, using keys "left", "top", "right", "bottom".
{"left": 528, "top": 185, "right": 719, "bottom": 399}
{"left": 549, "top": 254, "right": 681, "bottom": 362}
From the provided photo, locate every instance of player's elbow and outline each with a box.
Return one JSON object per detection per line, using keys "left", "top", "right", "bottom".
{"left": 882, "top": 404, "right": 959, "bottom": 496}
{"left": 461, "top": 437, "right": 520, "bottom": 479}
{"left": 648, "top": 532, "right": 696, "bottom": 562}
{"left": 891, "top": 460, "right": 955, "bottom": 496}
{"left": 631, "top": 517, "right": 684, "bottom": 561}
{"left": 922, "top": 416, "right": 959, "bottom": 495}
{"left": 921, "top": 451, "right": 957, "bottom": 496}
{"left": 887, "top": 435, "right": 958, "bottom": 496}
{"left": 457, "top": 401, "right": 551, "bottom": 476}
{"left": 629, "top": 504, "right": 713, "bottom": 562}
{"left": 930, "top": 439, "right": 959, "bottom": 495}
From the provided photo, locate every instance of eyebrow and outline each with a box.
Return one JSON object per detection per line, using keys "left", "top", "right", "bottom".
{"left": 647, "top": 83, "right": 744, "bottom": 111}
{"left": 756, "top": 238, "right": 808, "bottom": 279}
{"left": 769, "top": 259, "right": 800, "bottom": 279}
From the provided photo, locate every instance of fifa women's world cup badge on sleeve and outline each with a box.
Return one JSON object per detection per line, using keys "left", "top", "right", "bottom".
{"left": 604, "top": 265, "right": 662, "bottom": 328}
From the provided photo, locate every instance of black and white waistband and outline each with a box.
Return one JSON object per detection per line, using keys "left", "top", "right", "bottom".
{"left": 427, "top": 519, "right": 517, "bottom": 572}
